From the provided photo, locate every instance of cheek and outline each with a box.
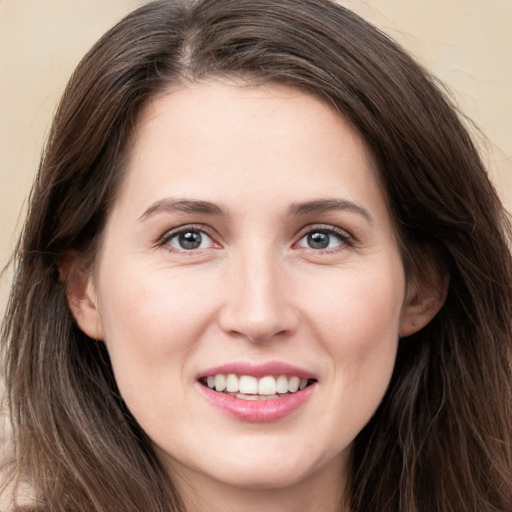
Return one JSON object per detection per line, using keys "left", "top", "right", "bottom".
{"left": 304, "top": 261, "right": 403, "bottom": 342}
{"left": 334, "top": 286, "right": 402, "bottom": 363}
{"left": 300, "top": 270, "right": 403, "bottom": 448}
{"left": 99, "top": 260, "right": 213, "bottom": 339}
{"left": 304, "top": 263, "right": 404, "bottom": 399}
{"left": 94, "top": 262, "right": 220, "bottom": 396}
{"left": 93, "top": 264, "right": 225, "bottom": 437}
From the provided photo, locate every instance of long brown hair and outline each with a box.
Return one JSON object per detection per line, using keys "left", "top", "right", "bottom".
{"left": 2, "top": 1, "right": 511, "bottom": 510}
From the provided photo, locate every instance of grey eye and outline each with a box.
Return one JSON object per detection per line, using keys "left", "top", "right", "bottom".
{"left": 307, "top": 232, "right": 330, "bottom": 249}
{"left": 167, "top": 229, "right": 214, "bottom": 250}
{"left": 297, "top": 229, "right": 346, "bottom": 250}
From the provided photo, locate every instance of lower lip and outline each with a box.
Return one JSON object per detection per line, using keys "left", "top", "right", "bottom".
{"left": 197, "top": 382, "right": 316, "bottom": 422}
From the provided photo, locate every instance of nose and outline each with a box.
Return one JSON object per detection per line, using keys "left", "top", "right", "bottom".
{"left": 218, "top": 246, "right": 299, "bottom": 343}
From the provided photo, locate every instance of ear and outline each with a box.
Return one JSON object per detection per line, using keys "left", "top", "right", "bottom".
{"left": 400, "top": 271, "right": 448, "bottom": 337}
{"left": 59, "top": 255, "right": 104, "bottom": 340}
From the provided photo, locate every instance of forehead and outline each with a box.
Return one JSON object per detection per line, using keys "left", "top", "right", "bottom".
{"left": 113, "top": 80, "right": 390, "bottom": 227}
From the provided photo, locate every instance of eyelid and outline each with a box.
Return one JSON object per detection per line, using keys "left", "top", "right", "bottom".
{"left": 293, "top": 224, "right": 356, "bottom": 251}
{"left": 156, "top": 222, "right": 355, "bottom": 253}
{"left": 157, "top": 224, "right": 221, "bottom": 251}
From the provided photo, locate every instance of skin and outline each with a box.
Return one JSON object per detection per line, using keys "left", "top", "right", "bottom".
{"left": 70, "top": 81, "right": 442, "bottom": 512}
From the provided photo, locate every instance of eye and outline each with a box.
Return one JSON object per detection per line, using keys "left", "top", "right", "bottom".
{"left": 296, "top": 227, "right": 352, "bottom": 251}
{"left": 163, "top": 227, "right": 217, "bottom": 251}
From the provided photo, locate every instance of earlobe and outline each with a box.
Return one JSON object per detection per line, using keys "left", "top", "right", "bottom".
{"left": 60, "top": 256, "right": 104, "bottom": 340}
{"left": 400, "top": 272, "right": 448, "bottom": 337}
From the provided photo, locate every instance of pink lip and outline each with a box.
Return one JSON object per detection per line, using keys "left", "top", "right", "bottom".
{"left": 196, "top": 361, "right": 317, "bottom": 422}
{"left": 196, "top": 381, "right": 316, "bottom": 422}
{"left": 197, "top": 361, "right": 316, "bottom": 379}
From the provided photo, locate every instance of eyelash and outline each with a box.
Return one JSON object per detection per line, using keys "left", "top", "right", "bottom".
{"left": 294, "top": 225, "right": 355, "bottom": 253}
{"left": 158, "top": 224, "right": 219, "bottom": 252}
{"left": 158, "top": 224, "right": 355, "bottom": 253}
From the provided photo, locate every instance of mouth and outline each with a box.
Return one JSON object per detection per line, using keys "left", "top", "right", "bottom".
{"left": 196, "top": 362, "right": 318, "bottom": 421}
{"left": 199, "top": 374, "right": 316, "bottom": 401}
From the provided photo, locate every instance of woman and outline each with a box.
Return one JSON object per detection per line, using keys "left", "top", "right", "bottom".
{"left": 1, "top": 0, "right": 511, "bottom": 511}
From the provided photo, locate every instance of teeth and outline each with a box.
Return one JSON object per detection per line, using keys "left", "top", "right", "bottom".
{"left": 236, "top": 393, "right": 259, "bottom": 400}
{"left": 214, "top": 374, "right": 226, "bottom": 392}
{"left": 236, "top": 393, "right": 280, "bottom": 401}
{"left": 258, "top": 376, "right": 276, "bottom": 395}
{"left": 205, "top": 374, "right": 311, "bottom": 396}
{"left": 276, "top": 375, "right": 289, "bottom": 394}
{"left": 226, "top": 374, "right": 239, "bottom": 392}
{"left": 288, "top": 376, "right": 300, "bottom": 392}
{"left": 239, "top": 375, "right": 258, "bottom": 394}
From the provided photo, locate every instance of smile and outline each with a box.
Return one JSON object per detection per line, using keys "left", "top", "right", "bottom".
{"left": 196, "top": 363, "right": 317, "bottom": 421}
{"left": 201, "top": 374, "right": 313, "bottom": 400}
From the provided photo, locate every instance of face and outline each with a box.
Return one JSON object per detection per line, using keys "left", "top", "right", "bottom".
{"left": 73, "top": 81, "right": 430, "bottom": 501}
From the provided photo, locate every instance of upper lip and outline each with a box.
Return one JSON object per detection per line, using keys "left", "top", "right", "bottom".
{"left": 197, "top": 361, "right": 317, "bottom": 380}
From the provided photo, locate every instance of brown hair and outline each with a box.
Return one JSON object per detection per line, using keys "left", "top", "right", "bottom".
{"left": 2, "top": 1, "right": 511, "bottom": 510}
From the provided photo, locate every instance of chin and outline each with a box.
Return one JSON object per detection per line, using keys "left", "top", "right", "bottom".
{"left": 213, "top": 463, "right": 312, "bottom": 491}
{"left": 202, "top": 443, "right": 343, "bottom": 492}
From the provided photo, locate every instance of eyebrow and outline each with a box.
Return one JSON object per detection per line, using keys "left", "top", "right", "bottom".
{"left": 138, "top": 197, "right": 373, "bottom": 224}
{"left": 288, "top": 199, "right": 373, "bottom": 224}
{"left": 138, "top": 198, "right": 225, "bottom": 221}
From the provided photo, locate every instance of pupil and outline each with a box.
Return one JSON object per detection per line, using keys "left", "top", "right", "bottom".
{"left": 179, "top": 231, "right": 202, "bottom": 249}
{"left": 308, "top": 232, "right": 329, "bottom": 249}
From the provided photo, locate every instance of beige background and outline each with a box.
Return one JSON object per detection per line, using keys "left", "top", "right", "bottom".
{"left": 1, "top": 0, "right": 511, "bottom": 314}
